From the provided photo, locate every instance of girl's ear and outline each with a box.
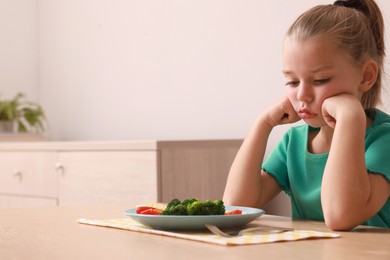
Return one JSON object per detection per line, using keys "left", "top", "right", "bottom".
{"left": 359, "top": 59, "right": 378, "bottom": 92}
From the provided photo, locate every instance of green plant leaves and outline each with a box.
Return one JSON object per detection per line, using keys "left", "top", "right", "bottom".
{"left": 0, "top": 92, "right": 47, "bottom": 133}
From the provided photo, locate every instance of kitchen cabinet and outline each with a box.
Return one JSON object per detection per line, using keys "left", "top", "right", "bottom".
{"left": 0, "top": 140, "right": 242, "bottom": 208}
{"left": 0, "top": 151, "right": 58, "bottom": 208}
{"left": 56, "top": 151, "right": 158, "bottom": 205}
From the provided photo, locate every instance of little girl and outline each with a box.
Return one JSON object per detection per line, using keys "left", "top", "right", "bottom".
{"left": 223, "top": 0, "right": 390, "bottom": 231}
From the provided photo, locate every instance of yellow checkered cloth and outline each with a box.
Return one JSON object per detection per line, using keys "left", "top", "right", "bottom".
{"left": 78, "top": 218, "right": 340, "bottom": 246}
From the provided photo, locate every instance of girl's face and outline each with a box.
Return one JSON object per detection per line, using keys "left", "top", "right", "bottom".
{"left": 282, "top": 37, "right": 364, "bottom": 127}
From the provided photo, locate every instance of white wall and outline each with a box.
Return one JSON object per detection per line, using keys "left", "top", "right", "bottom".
{"left": 2, "top": 0, "right": 390, "bottom": 143}
{"left": 37, "top": 0, "right": 389, "bottom": 142}
{"left": 0, "top": 0, "right": 38, "bottom": 100}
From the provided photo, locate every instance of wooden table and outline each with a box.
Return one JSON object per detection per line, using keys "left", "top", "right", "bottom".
{"left": 0, "top": 204, "right": 389, "bottom": 259}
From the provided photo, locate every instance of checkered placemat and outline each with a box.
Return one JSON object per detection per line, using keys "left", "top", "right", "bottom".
{"left": 78, "top": 218, "right": 340, "bottom": 246}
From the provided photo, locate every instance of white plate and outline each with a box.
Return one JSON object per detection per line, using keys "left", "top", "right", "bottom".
{"left": 124, "top": 206, "right": 265, "bottom": 230}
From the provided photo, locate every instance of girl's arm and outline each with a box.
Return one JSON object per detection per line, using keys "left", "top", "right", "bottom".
{"left": 321, "top": 94, "right": 390, "bottom": 230}
{"left": 223, "top": 98, "right": 300, "bottom": 208}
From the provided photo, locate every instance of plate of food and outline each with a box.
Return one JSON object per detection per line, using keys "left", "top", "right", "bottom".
{"left": 124, "top": 198, "right": 265, "bottom": 230}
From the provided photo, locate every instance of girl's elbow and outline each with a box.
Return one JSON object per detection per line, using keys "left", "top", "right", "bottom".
{"left": 324, "top": 212, "right": 359, "bottom": 231}
{"left": 325, "top": 218, "right": 354, "bottom": 231}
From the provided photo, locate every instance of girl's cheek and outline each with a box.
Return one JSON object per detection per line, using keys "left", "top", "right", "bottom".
{"left": 286, "top": 90, "right": 297, "bottom": 104}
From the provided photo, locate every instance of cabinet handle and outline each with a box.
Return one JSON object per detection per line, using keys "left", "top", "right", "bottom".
{"left": 13, "top": 170, "right": 22, "bottom": 180}
{"left": 55, "top": 162, "right": 65, "bottom": 174}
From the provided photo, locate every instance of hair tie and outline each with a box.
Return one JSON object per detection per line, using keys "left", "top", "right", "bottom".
{"left": 333, "top": 1, "right": 349, "bottom": 7}
{"left": 333, "top": 0, "right": 363, "bottom": 12}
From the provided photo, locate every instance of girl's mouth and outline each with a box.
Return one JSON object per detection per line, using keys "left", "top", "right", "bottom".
{"left": 298, "top": 108, "right": 317, "bottom": 119}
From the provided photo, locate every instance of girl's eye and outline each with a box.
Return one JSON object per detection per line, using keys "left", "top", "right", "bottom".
{"left": 285, "top": 81, "right": 299, "bottom": 87}
{"left": 313, "top": 78, "right": 331, "bottom": 85}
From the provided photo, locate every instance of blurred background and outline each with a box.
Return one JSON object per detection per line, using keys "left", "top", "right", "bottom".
{"left": 1, "top": 0, "right": 389, "bottom": 146}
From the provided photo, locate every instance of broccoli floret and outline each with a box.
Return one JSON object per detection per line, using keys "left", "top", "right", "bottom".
{"left": 162, "top": 199, "right": 188, "bottom": 215}
{"left": 213, "top": 199, "right": 225, "bottom": 215}
{"left": 187, "top": 201, "right": 205, "bottom": 215}
{"left": 182, "top": 198, "right": 198, "bottom": 207}
{"left": 162, "top": 198, "right": 225, "bottom": 215}
{"left": 162, "top": 204, "right": 188, "bottom": 215}
{"left": 166, "top": 198, "right": 181, "bottom": 208}
{"left": 187, "top": 199, "right": 225, "bottom": 215}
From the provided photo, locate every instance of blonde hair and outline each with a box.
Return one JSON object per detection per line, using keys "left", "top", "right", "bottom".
{"left": 286, "top": 0, "right": 385, "bottom": 110}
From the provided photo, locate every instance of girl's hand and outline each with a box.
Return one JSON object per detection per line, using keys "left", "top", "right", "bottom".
{"left": 321, "top": 94, "right": 365, "bottom": 128}
{"left": 264, "top": 97, "right": 301, "bottom": 127}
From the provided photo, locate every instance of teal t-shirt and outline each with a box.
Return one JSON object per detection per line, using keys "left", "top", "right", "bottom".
{"left": 262, "top": 109, "right": 390, "bottom": 228}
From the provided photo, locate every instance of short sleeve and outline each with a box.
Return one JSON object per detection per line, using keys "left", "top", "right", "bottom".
{"left": 365, "top": 123, "right": 390, "bottom": 182}
{"left": 262, "top": 130, "right": 291, "bottom": 195}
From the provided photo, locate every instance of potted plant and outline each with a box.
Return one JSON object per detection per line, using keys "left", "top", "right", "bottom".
{"left": 0, "top": 92, "right": 47, "bottom": 133}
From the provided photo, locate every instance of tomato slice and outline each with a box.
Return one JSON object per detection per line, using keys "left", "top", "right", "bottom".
{"left": 136, "top": 206, "right": 154, "bottom": 214}
{"left": 139, "top": 208, "right": 162, "bottom": 215}
{"left": 136, "top": 203, "right": 166, "bottom": 214}
{"left": 224, "top": 209, "right": 243, "bottom": 215}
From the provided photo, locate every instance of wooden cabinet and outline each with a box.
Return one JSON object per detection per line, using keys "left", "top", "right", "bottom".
{"left": 159, "top": 141, "right": 241, "bottom": 201}
{"left": 0, "top": 140, "right": 242, "bottom": 208}
{"left": 0, "top": 151, "right": 58, "bottom": 208}
{"left": 57, "top": 151, "right": 158, "bottom": 206}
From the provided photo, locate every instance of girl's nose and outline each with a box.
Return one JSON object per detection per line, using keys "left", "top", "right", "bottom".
{"left": 297, "top": 83, "right": 313, "bottom": 103}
